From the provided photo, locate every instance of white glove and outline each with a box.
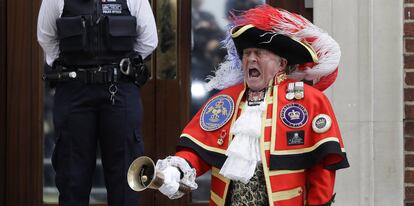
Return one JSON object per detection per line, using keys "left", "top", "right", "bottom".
{"left": 155, "top": 156, "right": 198, "bottom": 199}
{"left": 158, "top": 166, "right": 182, "bottom": 198}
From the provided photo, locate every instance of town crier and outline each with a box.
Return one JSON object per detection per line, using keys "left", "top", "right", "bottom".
{"left": 153, "top": 4, "right": 349, "bottom": 206}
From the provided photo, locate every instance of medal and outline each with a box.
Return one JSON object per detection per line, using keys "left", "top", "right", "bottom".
{"left": 294, "top": 82, "right": 304, "bottom": 100}
{"left": 217, "top": 138, "right": 224, "bottom": 145}
{"left": 286, "top": 92, "right": 295, "bottom": 100}
{"left": 294, "top": 91, "right": 304, "bottom": 99}
{"left": 286, "top": 83, "right": 295, "bottom": 100}
{"left": 217, "top": 129, "right": 227, "bottom": 145}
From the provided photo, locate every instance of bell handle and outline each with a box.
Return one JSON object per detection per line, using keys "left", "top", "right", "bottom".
{"left": 178, "top": 183, "right": 192, "bottom": 193}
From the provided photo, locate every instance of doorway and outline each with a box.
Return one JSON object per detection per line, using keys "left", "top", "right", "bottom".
{"left": 0, "top": 0, "right": 312, "bottom": 206}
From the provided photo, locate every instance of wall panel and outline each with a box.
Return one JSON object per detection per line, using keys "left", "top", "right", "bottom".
{"left": 5, "top": 0, "right": 43, "bottom": 205}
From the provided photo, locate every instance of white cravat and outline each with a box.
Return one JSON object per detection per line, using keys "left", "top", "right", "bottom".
{"left": 219, "top": 102, "right": 266, "bottom": 183}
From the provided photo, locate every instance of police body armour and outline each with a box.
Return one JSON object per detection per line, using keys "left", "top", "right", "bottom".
{"left": 57, "top": 0, "right": 137, "bottom": 66}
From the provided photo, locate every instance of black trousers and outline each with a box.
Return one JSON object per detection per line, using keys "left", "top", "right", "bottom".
{"left": 52, "top": 80, "right": 144, "bottom": 206}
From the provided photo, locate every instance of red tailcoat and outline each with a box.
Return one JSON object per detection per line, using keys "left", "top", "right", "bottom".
{"left": 176, "top": 78, "right": 349, "bottom": 206}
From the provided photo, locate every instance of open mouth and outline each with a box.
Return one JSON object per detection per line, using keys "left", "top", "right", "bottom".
{"left": 249, "top": 68, "right": 261, "bottom": 78}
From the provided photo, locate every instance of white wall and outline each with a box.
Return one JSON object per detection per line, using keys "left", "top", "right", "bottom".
{"left": 314, "top": 0, "right": 404, "bottom": 205}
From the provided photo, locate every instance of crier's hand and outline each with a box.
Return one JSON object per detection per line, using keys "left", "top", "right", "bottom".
{"left": 158, "top": 166, "right": 183, "bottom": 198}
{"left": 155, "top": 156, "right": 198, "bottom": 199}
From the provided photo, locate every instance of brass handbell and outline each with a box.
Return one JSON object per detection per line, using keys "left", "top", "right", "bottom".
{"left": 127, "top": 156, "right": 192, "bottom": 193}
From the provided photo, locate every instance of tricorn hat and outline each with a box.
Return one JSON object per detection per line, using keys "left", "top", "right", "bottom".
{"left": 231, "top": 24, "right": 318, "bottom": 65}
{"left": 205, "top": 5, "right": 341, "bottom": 92}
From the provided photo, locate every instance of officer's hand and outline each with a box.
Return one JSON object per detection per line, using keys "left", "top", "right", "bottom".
{"left": 158, "top": 166, "right": 182, "bottom": 198}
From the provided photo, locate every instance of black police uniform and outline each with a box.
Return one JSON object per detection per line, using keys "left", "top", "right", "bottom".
{"left": 51, "top": 0, "right": 145, "bottom": 205}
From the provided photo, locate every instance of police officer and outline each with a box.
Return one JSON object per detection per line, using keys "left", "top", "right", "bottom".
{"left": 37, "top": 0, "right": 157, "bottom": 205}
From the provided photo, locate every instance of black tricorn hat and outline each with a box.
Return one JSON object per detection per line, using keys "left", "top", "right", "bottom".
{"left": 231, "top": 24, "right": 318, "bottom": 65}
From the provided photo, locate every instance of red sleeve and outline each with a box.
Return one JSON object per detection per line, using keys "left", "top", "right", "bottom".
{"left": 306, "top": 162, "right": 336, "bottom": 205}
{"left": 176, "top": 148, "right": 211, "bottom": 177}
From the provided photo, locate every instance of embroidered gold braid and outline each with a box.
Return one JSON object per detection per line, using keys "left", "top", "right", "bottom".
{"left": 228, "top": 163, "right": 269, "bottom": 206}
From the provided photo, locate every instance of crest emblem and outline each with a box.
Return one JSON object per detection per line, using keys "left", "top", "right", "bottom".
{"left": 312, "top": 114, "right": 332, "bottom": 133}
{"left": 200, "top": 95, "right": 235, "bottom": 131}
{"left": 280, "top": 103, "right": 308, "bottom": 128}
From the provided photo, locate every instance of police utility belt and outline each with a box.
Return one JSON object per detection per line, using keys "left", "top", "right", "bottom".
{"left": 42, "top": 57, "right": 149, "bottom": 87}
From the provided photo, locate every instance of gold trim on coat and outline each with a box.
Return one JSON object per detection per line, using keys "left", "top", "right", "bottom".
{"left": 269, "top": 169, "right": 305, "bottom": 176}
{"left": 229, "top": 86, "right": 247, "bottom": 143}
{"left": 260, "top": 84, "right": 277, "bottom": 206}
{"left": 272, "top": 186, "right": 303, "bottom": 201}
{"left": 270, "top": 84, "right": 278, "bottom": 155}
{"left": 211, "top": 167, "right": 230, "bottom": 206}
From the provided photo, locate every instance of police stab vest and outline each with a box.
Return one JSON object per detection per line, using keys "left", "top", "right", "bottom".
{"left": 57, "top": 0, "right": 137, "bottom": 66}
